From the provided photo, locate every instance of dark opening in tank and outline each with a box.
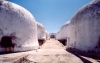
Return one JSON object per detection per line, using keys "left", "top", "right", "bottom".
{"left": 96, "top": 36, "right": 100, "bottom": 48}
{"left": 98, "top": 36, "right": 100, "bottom": 48}
{"left": 38, "top": 39, "right": 45, "bottom": 46}
{"left": 58, "top": 39, "right": 67, "bottom": 46}
{"left": 0, "top": 36, "right": 15, "bottom": 52}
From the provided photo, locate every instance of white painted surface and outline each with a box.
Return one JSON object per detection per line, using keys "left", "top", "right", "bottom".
{"left": 56, "top": 21, "right": 70, "bottom": 40}
{"left": 68, "top": 0, "right": 100, "bottom": 52}
{"left": 45, "top": 31, "right": 50, "bottom": 39}
{"left": 0, "top": 1, "right": 39, "bottom": 52}
{"left": 37, "top": 22, "right": 47, "bottom": 40}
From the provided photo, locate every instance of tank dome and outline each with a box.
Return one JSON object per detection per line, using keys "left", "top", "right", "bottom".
{"left": 0, "top": 1, "right": 38, "bottom": 52}
{"left": 37, "top": 22, "right": 47, "bottom": 46}
{"left": 71, "top": 0, "right": 100, "bottom": 24}
{"left": 37, "top": 22, "right": 47, "bottom": 40}
{"left": 56, "top": 21, "right": 70, "bottom": 46}
{"left": 68, "top": 0, "right": 100, "bottom": 52}
{"left": 56, "top": 21, "right": 70, "bottom": 40}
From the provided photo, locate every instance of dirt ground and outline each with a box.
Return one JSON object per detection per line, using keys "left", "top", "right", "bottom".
{"left": 0, "top": 39, "right": 100, "bottom": 63}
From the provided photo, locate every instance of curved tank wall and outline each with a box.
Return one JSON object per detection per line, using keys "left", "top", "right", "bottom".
{"left": 37, "top": 22, "right": 47, "bottom": 40}
{"left": 0, "top": 1, "right": 39, "bottom": 52}
{"left": 68, "top": 0, "right": 100, "bottom": 52}
{"left": 56, "top": 21, "right": 70, "bottom": 40}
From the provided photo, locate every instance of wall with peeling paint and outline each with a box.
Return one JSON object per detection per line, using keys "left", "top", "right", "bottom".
{"left": 45, "top": 31, "right": 50, "bottom": 39}
{"left": 0, "top": 1, "right": 38, "bottom": 52}
{"left": 68, "top": 0, "right": 100, "bottom": 52}
{"left": 56, "top": 21, "right": 70, "bottom": 40}
{"left": 37, "top": 22, "right": 47, "bottom": 40}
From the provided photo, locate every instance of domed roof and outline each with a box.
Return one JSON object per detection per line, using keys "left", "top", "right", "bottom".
{"left": 56, "top": 21, "right": 70, "bottom": 40}
{"left": 37, "top": 22, "right": 45, "bottom": 30}
{"left": 60, "top": 21, "right": 70, "bottom": 30}
{"left": 37, "top": 22, "right": 46, "bottom": 39}
{"left": 0, "top": 1, "right": 38, "bottom": 52}
{"left": 70, "top": 0, "right": 100, "bottom": 24}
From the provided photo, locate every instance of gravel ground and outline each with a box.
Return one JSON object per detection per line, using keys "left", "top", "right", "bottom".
{"left": 0, "top": 39, "right": 99, "bottom": 63}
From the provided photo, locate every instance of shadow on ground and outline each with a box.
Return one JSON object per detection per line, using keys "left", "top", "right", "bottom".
{"left": 0, "top": 52, "right": 15, "bottom": 55}
{"left": 66, "top": 49, "right": 100, "bottom": 63}
{"left": 0, "top": 50, "right": 32, "bottom": 55}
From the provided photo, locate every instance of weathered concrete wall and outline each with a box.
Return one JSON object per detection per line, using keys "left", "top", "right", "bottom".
{"left": 56, "top": 21, "right": 70, "bottom": 40}
{"left": 68, "top": 0, "right": 100, "bottom": 52}
{"left": 45, "top": 31, "right": 50, "bottom": 39}
{"left": 37, "top": 22, "right": 47, "bottom": 40}
{"left": 0, "top": 1, "right": 39, "bottom": 52}
{"left": 56, "top": 21, "right": 70, "bottom": 46}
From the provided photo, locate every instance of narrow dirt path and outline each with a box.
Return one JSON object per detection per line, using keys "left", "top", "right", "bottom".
{"left": 0, "top": 39, "right": 99, "bottom": 63}
{"left": 26, "top": 39, "right": 83, "bottom": 63}
{"left": 41, "top": 39, "right": 64, "bottom": 49}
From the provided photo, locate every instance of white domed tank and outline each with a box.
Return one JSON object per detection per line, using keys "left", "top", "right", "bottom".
{"left": 37, "top": 22, "right": 46, "bottom": 46}
{"left": 56, "top": 21, "right": 70, "bottom": 46}
{"left": 68, "top": 0, "right": 100, "bottom": 52}
{"left": 56, "top": 21, "right": 70, "bottom": 40}
{"left": 45, "top": 31, "right": 49, "bottom": 40}
{"left": 0, "top": 0, "right": 38, "bottom": 52}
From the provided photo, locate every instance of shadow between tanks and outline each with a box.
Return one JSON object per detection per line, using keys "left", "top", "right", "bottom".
{"left": 66, "top": 48, "right": 100, "bottom": 63}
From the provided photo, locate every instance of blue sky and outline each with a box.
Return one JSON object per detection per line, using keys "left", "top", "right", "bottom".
{"left": 9, "top": 0, "right": 91, "bottom": 33}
